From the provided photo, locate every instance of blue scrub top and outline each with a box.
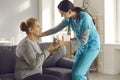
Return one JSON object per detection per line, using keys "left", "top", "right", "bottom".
{"left": 62, "top": 11, "right": 100, "bottom": 53}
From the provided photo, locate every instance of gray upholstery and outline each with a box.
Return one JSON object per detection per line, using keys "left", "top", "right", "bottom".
{"left": 0, "top": 46, "right": 16, "bottom": 74}
{"left": 0, "top": 46, "right": 16, "bottom": 80}
{"left": 0, "top": 73, "right": 15, "bottom": 80}
{"left": 44, "top": 67, "right": 72, "bottom": 80}
{"left": 0, "top": 43, "right": 89, "bottom": 80}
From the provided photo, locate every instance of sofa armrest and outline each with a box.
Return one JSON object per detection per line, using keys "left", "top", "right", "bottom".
{"left": 56, "top": 57, "right": 73, "bottom": 69}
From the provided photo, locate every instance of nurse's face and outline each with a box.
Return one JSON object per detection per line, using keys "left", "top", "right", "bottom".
{"left": 59, "top": 9, "right": 72, "bottom": 19}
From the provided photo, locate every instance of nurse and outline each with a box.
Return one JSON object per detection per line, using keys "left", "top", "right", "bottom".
{"left": 41, "top": 0, "right": 100, "bottom": 80}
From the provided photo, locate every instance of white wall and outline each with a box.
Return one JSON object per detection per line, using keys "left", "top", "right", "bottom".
{"left": 0, "top": 0, "right": 39, "bottom": 44}
{"left": 104, "top": 44, "right": 120, "bottom": 74}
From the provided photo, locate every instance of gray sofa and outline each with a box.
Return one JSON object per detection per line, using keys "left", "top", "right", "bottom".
{"left": 0, "top": 43, "right": 89, "bottom": 80}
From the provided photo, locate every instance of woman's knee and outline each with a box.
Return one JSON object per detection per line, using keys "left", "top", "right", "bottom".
{"left": 57, "top": 45, "right": 66, "bottom": 56}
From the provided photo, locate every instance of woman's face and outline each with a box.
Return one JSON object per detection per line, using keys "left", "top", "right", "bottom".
{"left": 29, "top": 21, "right": 41, "bottom": 37}
{"left": 59, "top": 9, "right": 72, "bottom": 19}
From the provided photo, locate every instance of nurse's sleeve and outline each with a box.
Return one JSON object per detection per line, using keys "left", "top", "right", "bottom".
{"left": 44, "top": 22, "right": 66, "bottom": 36}
{"left": 44, "top": 19, "right": 69, "bottom": 36}
{"left": 71, "top": 29, "right": 90, "bottom": 46}
{"left": 71, "top": 15, "right": 92, "bottom": 46}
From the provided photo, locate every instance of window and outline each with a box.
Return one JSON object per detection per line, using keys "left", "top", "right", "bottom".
{"left": 116, "top": 0, "right": 120, "bottom": 42}
{"left": 41, "top": 0, "right": 74, "bottom": 42}
{"left": 54, "top": 0, "right": 74, "bottom": 40}
{"left": 54, "top": 0, "right": 73, "bottom": 26}
{"left": 40, "top": 0, "right": 54, "bottom": 42}
{"left": 104, "top": 0, "right": 116, "bottom": 43}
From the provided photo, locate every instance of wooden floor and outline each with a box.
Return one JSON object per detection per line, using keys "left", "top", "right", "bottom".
{"left": 89, "top": 72, "right": 120, "bottom": 80}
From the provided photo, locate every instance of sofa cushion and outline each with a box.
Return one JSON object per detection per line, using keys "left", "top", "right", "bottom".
{"left": 22, "top": 73, "right": 60, "bottom": 80}
{"left": 0, "top": 73, "right": 15, "bottom": 80}
{"left": 43, "top": 67, "right": 72, "bottom": 80}
{"left": 0, "top": 46, "right": 16, "bottom": 74}
{"left": 42, "top": 74, "right": 60, "bottom": 80}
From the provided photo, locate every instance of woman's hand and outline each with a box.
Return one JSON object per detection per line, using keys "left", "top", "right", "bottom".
{"left": 47, "top": 43, "right": 61, "bottom": 55}
{"left": 57, "top": 40, "right": 70, "bottom": 46}
{"left": 47, "top": 44, "right": 55, "bottom": 53}
{"left": 47, "top": 38, "right": 70, "bottom": 54}
{"left": 53, "top": 37, "right": 70, "bottom": 46}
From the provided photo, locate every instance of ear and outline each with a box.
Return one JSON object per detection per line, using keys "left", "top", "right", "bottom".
{"left": 28, "top": 28, "right": 33, "bottom": 33}
{"left": 68, "top": 10, "right": 72, "bottom": 14}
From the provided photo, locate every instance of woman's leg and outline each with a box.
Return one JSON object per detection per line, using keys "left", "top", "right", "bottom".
{"left": 43, "top": 46, "right": 66, "bottom": 67}
{"left": 72, "top": 49, "right": 99, "bottom": 80}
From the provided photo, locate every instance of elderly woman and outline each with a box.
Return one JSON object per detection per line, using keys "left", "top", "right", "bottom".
{"left": 15, "top": 18, "right": 61, "bottom": 80}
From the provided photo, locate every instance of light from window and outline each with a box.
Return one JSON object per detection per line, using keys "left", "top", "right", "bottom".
{"left": 116, "top": 0, "right": 120, "bottom": 42}
{"left": 19, "top": 0, "right": 30, "bottom": 12}
{"left": 105, "top": 0, "right": 116, "bottom": 43}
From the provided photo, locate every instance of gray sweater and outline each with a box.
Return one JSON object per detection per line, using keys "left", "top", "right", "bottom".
{"left": 15, "top": 38, "right": 50, "bottom": 80}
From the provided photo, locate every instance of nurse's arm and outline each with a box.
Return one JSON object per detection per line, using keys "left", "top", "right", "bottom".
{"left": 71, "top": 29, "right": 90, "bottom": 46}
{"left": 42, "top": 22, "right": 67, "bottom": 36}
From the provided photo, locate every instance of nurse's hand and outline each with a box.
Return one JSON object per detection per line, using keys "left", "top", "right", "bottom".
{"left": 39, "top": 32, "right": 46, "bottom": 37}
{"left": 70, "top": 38, "right": 76, "bottom": 41}
{"left": 57, "top": 40, "right": 70, "bottom": 46}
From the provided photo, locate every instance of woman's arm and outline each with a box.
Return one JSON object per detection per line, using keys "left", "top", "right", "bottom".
{"left": 21, "top": 40, "right": 62, "bottom": 69}
{"left": 21, "top": 41, "right": 50, "bottom": 69}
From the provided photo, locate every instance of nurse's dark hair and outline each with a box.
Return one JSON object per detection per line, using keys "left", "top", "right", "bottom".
{"left": 58, "top": 0, "right": 84, "bottom": 13}
{"left": 20, "top": 17, "right": 38, "bottom": 34}
{"left": 58, "top": 0, "right": 95, "bottom": 24}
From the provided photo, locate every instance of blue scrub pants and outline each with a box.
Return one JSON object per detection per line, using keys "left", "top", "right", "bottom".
{"left": 72, "top": 48, "right": 99, "bottom": 80}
